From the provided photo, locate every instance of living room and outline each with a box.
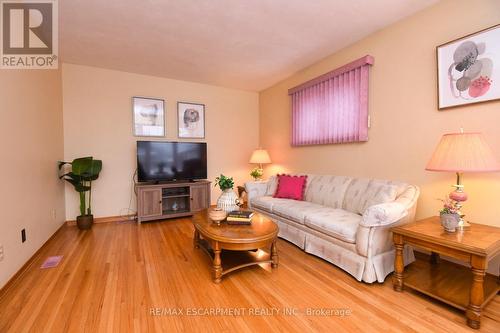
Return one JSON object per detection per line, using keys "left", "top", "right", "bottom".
{"left": 1, "top": 0, "right": 499, "bottom": 332}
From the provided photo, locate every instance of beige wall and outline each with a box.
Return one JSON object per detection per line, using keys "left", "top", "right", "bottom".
{"left": 260, "top": 0, "right": 500, "bottom": 226}
{"left": 0, "top": 70, "right": 65, "bottom": 288}
{"left": 62, "top": 64, "right": 259, "bottom": 220}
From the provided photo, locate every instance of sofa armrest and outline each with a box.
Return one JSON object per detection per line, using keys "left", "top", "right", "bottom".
{"left": 356, "top": 185, "right": 420, "bottom": 257}
{"left": 245, "top": 181, "right": 268, "bottom": 208}
{"left": 360, "top": 202, "right": 408, "bottom": 227}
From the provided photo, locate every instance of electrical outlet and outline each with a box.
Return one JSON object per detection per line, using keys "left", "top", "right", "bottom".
{"left": 52, "top": 209, "right": 57, "bottom": 220}
{"left": 21, "top": 229, "right": 26, "bottom": 243}
{"left": 0, "top": 244, "right": 4, "bottom": 262}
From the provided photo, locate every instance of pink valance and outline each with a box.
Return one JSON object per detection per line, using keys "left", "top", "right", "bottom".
{"left": 289, "top": 55, "right": 374, "bottom": 146}
{"left": 288, "top": 55, "right": 374, "bottom": 95}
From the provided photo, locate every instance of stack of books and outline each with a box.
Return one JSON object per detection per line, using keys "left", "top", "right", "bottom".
{"left": 226, "top": 210, "right": 254, "bottom": 225}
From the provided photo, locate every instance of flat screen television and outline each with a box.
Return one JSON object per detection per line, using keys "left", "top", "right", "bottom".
{"left": 137, "top": 141, "right": 207, "bottom": 182}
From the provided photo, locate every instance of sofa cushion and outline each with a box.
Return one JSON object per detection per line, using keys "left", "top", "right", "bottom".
{"left": 265, "top": 175, "right": 278, "bottom": 196}
{"left": 304, "top": 208, "right": 362, "bottom": 243}
{"left": 304, "top": 175, "right": 352, "bottom": 209}
{"left": 272, "top": 200, "right": 326, "bottom": 225}
{"left": 251, "top": 196, "right": 290, "bottom": 212}
{"left": 343, "top": 178, "right": 399, "bottom": 215}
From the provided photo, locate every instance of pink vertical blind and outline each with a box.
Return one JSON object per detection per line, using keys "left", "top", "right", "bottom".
{"left": 288, "top": 55, "right": 374, "bottom": 146}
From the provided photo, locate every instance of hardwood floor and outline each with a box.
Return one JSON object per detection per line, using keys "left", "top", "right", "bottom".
{"left": 0, "top": 218, "right": 499, "bottom": 332}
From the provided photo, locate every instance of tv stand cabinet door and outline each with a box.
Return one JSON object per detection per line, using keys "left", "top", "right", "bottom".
{"left": 138, "top": 187, "right": 163, "bottom": 221}
{"left": 190, "top": 184, "right": 209, "bottom": 212}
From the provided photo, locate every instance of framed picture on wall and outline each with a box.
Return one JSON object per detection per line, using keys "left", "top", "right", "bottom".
{"left": 132, "top": 97, "right": 165, "bottom": 137}
{"left": 177, "top": 102, "right": 205, "bottom": 139}
{"left": 437, "top": 24, "right": 500, "bottom": 110}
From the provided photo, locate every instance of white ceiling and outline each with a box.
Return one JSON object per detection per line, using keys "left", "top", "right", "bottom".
{"left": 60, "top": 0, "right": 438, "bottom": 91}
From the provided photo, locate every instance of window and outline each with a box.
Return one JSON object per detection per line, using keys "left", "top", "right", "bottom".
{"left": 288, "top": 55, "right": 374, "bottom": 146}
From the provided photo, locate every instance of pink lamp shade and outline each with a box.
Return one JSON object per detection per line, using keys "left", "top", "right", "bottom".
{"left": 249, "top": 149, "right": 271, "bottom": 164}
{"left": 425, "top": 132, "right": 500, "bottom": 173}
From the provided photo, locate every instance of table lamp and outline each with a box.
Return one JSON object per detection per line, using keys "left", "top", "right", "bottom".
{"left": 249, "top": 148, "right": 271, "bottom": 180}
{"left": 426, "top": 129, "right": 500, "bottom": 228}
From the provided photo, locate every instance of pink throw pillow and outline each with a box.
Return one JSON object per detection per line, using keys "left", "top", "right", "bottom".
{"left": 273, "top": 174, "right": 307, "bottom": 201}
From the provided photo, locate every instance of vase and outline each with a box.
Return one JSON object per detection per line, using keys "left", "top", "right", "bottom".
{"left": 217, "top": 189, "right": 239, "bottom": 212}
{"left": 440, "top": 213, "right": 460, "bottom": 233}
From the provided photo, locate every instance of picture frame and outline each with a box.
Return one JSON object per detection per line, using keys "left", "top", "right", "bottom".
{"left": 132, "top": 97, "right": 165, "bottom": 137}
{"left": 177, "top": 102, "right": 205, "bottom": 139}
{"left": 437, "top": 24, "right": 500, "bottom": 110}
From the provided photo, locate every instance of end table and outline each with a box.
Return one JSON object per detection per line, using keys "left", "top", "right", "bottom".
{"left": 392, "top": 216, "right": 500, "bottom": 329}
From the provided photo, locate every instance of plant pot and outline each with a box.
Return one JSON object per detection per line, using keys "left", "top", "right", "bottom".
{"left": 440, "top": 213, "right": 460, "bottom": 233}
{"left": 217, "top": 189, "right": 239, "bottom": 212}
{"left": 76, "top": 214, "right": 94, "bottom": 230}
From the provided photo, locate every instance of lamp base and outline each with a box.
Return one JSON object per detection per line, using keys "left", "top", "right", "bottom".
{"left": 457, "top": 219, "right": 471, "bottom": 231}
{"left": 450, "top": 174, "right": 469, "bottom": 231}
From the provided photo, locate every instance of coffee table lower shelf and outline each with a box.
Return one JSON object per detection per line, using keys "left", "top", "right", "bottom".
{"left": 404, "top": 257, "right": 499, "bottom": 311}
{"left": 197, "top": 239, "right": 274, "bottom": 279}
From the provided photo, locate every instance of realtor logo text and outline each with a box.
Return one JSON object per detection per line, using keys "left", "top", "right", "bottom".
{"left": 1, "top": 0, "right": 58, "bottom": 69}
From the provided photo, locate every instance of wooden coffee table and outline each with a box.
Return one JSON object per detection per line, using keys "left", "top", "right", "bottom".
{"left": 193, "top": 209, "right": 279, "bottom": 283}
{"left": 392, "top": 216, "right": 500, "bottom": 329}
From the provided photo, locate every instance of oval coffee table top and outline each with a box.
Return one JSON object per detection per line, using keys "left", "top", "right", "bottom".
{"left": 193, "top": 209, "right": 278, "bottom": 244}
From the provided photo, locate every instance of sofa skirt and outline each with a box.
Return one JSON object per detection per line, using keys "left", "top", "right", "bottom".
{"left": 256, "top": 208, "right": 415, "bottom": 283}
{"left": 305, "top": 233, "right": 415, "bottom": 283}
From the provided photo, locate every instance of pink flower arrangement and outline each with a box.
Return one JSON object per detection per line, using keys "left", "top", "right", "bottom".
{"left": 438, "top": 197, "right": 459, "bottom": 215}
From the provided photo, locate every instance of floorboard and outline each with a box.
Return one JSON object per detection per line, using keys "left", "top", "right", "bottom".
{"left": 0, "top": 218, "right": 498, "bottom": 332}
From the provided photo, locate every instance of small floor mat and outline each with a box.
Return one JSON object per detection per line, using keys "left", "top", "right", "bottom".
{"left": 40, "top": 255, "right": 63, "bottom": 269}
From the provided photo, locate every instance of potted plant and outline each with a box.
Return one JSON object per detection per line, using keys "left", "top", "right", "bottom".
{"left": 250, "top": 167, "right": 264, "bottom": 181}
{"left": 59, "top": 157, "right": 102, "bottom": 230}
{"left": 439, "top": 197, "right": 460, "bottom": 233}
{"left": 214, "top": 174, "right": 239, "bottom": 212}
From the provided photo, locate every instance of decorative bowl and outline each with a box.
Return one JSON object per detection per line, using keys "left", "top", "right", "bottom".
{"left": 208, "top": 208, "right": 227, "bottom": 226}
{"left": 440, "top": 213, "right": 460, "bottom": 233}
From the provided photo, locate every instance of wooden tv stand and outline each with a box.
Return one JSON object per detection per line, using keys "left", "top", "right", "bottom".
{"left": 136, "top": 180, "right": 211, "bottom": 223}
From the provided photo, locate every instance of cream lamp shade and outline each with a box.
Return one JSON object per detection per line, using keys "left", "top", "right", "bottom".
{"left": 249, "top": 149, "right": 271, "bottom": 165}
{"left": 425, "top": 132, "right": 500, "bottom": 172}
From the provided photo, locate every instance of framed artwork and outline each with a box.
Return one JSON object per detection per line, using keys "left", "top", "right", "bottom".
{"left": 177, "top": 102, "right": 205, "bottom": 138}
{"left": 437, "top": 24, "right": 500, "bottom": 110}
{"left": 132, "top": 97, "right": 165, "bottom": 137}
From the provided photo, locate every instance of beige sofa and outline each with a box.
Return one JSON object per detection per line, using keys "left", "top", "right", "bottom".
{"left": 245, "top": 175, "right": 419, "bottom": 283}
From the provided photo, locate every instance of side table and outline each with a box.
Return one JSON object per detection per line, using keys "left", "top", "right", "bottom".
{"left": 392, "top": 216, "right": 500, "bottom": 329}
